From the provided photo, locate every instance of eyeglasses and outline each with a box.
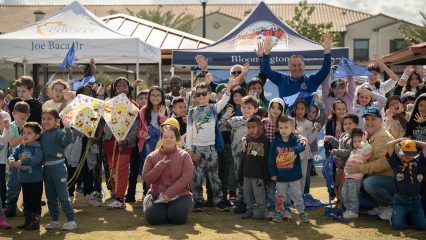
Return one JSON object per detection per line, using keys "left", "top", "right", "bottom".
{"left": 194, "top": 91, "right": 209, "bottom": 97}
{"left": 363, "top": 107, "right": 380, "bottom": 115}
{"left": 231, "top": 70, "right": 242, "bottom": 75}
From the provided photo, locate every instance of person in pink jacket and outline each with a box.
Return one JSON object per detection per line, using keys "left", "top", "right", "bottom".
{"left": 142, "top": 125, "right": 193, "bottom": 225}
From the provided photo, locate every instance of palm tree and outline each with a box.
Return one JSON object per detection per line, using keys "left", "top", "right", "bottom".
{"left": 127, "top": 8, "right": 195, "bottom": 33}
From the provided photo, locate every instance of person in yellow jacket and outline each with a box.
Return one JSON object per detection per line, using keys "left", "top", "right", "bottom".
{"left": 155, "top": 118, "right": 182, "bottom": 149}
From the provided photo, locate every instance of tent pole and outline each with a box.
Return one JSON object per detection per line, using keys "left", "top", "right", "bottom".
{"left": 190, "top": 68, "right": 194, "bottom": 89}
{"left": 159, "top": 61, "right": 162, "bottom": 88}
{"left": 136, "top": 56, "right": 140, "bottom": 93}
{"left": 23, "top": 63, "right": 26, "bottom": 75}
{"left": 171, "top": 66, "right": 175, "bottom": 77}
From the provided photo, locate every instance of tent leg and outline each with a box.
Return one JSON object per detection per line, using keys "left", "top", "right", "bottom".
{"left": 159, "top": 61, "right": 162, "bottom": 88}
{"left": 171, "top": 66, "right": 175, "bottom": 77}
{"left": 136, "top": 57, "right": 140, "bottom": 93}
{"left": 190, "top": 68, "right": 194, "bottom": 89}
{"left": 23, "top": 63, "right": 26, "bottom": 75}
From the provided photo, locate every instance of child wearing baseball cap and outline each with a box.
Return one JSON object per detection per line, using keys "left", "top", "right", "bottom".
{"left": 386, "top": 138, "right": 426, "bottom": 230}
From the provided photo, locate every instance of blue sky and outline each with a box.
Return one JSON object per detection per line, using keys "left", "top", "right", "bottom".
{"left": 1, "top": 0, "right": 425, "bottom": 24}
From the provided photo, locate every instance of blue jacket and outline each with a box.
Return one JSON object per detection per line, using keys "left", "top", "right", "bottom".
{"left": 268, "top": 132, "right": 305, "bottom": 182}
{"left": 260, "top": 53, "right": 331, "bottom": 98}
{"left": 9, "top": 141, "right": 43, "bottom": 183}
{"left": 40, "top": 128, "right": 73, "bottom": 167}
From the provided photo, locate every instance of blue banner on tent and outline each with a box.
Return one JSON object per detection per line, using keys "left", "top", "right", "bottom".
{"left": 173, "top": 2, "right": 348, "bottom": 67}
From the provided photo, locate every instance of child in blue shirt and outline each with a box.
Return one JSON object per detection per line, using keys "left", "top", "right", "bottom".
{"left": 40, "top": 109, "right": 76, "bottom": 231}
{"left": 9, "top": 122, "right": 43, "bottom": 231}
{"left": 268, "top": 115, "right": 308, "bottom": 223}
{"left": 386, "top": 138, "right": 426, "bottom": 230}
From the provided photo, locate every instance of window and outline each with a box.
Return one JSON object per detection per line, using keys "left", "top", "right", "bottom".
{"left": 390, "top": 39, "right": 407, "bottom": 53}
{"left": 353, "top": 39, "right": 369, "bottom": 62}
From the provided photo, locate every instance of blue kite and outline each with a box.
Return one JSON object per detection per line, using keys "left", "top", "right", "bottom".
{"left": 70, "top": 75, "right": 96, "bottom": 91}
{"left": 333, "top": 57, "right": 372, "bottom": 78}
{"left": 282, "top": 91, "right": 316, "bottom": 112}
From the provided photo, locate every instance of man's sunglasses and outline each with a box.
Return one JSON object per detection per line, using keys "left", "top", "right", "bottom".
{"left": 363, "top": 107, "right": 380, "bottom": 115}
{"left": 194, "top": 91, "right": 209, "bottom": 97}
{"left": 231, "top": 70, "right": 242, "bottom": 75}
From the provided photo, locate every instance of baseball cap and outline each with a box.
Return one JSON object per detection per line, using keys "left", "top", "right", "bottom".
{"left": 362, "top": 107, "right": 381, "bottom": 118}
{"left": 400, "top": 92, "right": 416, "bottom": 103}
{"left": 215, "top": 83, "right": 226, "bottom": 94}
{"left": 399, "top": 139, "right": 417, "bottom": 156}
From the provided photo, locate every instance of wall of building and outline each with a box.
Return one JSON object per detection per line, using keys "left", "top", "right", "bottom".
{"left": 193, "top": 13, "right": 240, "bottom": 40}
{"left": 344, "top": 15, "right": 403, "bottom": 63}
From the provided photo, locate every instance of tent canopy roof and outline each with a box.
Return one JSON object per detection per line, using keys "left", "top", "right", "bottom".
{"left": 0, "top": 1, "right": 161, "bottom": 64}
{"left": 172, "top": 1, "right": 348, "bottom": 68}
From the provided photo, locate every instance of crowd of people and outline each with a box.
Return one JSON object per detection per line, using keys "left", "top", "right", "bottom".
{"left": 0, "top": 34, "right": 425, "bottom": 232}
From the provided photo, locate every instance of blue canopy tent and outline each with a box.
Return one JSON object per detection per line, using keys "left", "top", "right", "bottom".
{"left": 172, "top": 1, "right": 349, "bottom": 69}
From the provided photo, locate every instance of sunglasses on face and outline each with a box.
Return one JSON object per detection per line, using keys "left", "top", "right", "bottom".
{"left": 231, "top": 70, "right": 242, "bottom": 75}
{"left": 194, "top": 91, "right": 209, "bottom": 97}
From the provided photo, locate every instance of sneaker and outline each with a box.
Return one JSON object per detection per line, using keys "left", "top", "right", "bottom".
{"left": 45, "top": 221, "right": 61, "bottom": 230}
{"left": 86, "top": 193, "right": 101, "bottom": 207}
{"left": 253, "top": 210, "right": 265, "bottom": 220}
{"left": 283, "top": 210, "right": 292, "bottom": 221}
{"left": 342, "top": 210, "right": 359, "bottom": 219}
{"left": 193, "top": 201, "right": 203, "bottom": 212}
{"left": 203, "top": 199, "right": 214, "bottom": 208}
{"left": 241, "top": 210, "right": 253, "bottom": 219}
{"left": 233, "top": 201, "right": 246, "bottom": 214}
{"left": 106, "top": 200, "right": 125, "bottom": 210}
{"left": 378, "top": 206, "right": 392, "bottom": 220}
{"left": 367, "top": 206, "right": 383, "bottom": 216}
{"left": 266, "top": 211, "right": 275, "bottom": 220}
{"left": 273, "top": 212, "right": 283, "bottom": 222}
{"left": 299, "top": 213, "right": 309, "bottom": 223}
{"left": 216, "top": 200, "right": 229, "bottom": 211}
{"left": 229, "top": 192, "right": 236, "bottom": 202}
{"left": 62, "top": 221, "right": 78, "bottom": 231}
{"left": 92, "top": 191, "right": 103, "bottom": 204}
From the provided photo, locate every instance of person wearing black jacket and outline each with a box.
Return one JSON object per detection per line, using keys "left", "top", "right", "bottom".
{"left": 8, "top": 76, "right": 42, "bottom": 124}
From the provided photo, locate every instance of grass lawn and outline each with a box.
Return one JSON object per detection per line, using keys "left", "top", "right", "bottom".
{"left": 0, "top": 176, "right": 425, "bottom": 240}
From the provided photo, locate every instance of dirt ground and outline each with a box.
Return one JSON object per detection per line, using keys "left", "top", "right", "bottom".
{"left": 0, "top": 176, "right": 425, "bottom": 240}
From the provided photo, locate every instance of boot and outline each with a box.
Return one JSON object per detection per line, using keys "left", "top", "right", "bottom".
{"left": 0, "top": 216, "right": 12, "bottom": 229}
{"left": 25, "top": 212, "right": 40, "bottom": 231}
{"left": 17, "top": 210, "right": 31, "bottom": 229}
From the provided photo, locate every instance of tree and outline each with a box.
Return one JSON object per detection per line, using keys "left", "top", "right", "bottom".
{"left": 127, "top": 8, "right": 195, "bottom": 33}
{"left": 288, "top": 0, "right": 338, "bottom": 44}
{"left": 400, "top": 12, "right": 426, "bottom": 45}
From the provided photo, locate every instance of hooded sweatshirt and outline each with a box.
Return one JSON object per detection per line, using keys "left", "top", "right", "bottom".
{"left": 262, "top": 98, "right": 285, "bottom": 142}
{"left": 268, "top": 132, "right": 305, "bottom": 182}
{"left": 405, "top": 93, "right": 426, "bottom": 141}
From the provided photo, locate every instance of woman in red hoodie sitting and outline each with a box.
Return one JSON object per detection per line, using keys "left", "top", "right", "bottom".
{"left": 142, "top": 125, "right": 193, "bottom": 225}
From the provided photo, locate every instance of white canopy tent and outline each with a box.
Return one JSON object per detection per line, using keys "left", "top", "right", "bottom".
{"left": 0, "top": 1, "right": 161, "bottom": 80}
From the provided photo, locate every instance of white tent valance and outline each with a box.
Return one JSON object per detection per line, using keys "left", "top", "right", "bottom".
{"left": 0, "top": 1, "right": 161, "bottom": 65}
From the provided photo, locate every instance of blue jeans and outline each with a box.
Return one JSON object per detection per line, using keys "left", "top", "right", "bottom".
{"left": 391, "top": 194, "right": 426, "bottom": 230}
{"left": 363, "top": 175, "right": 396, "bottom": 206}
{"left": 6, "top": 167, "right": 21, "bottom": 213}
{"left": 266, "top": 181, "right": 276, "bottom": 212}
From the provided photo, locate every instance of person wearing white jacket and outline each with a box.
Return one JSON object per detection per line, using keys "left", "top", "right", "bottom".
{"left": 0, "top": 111, "right": 10, "bottom": 208}
{"left": 293, "top": 99, "right": 321, "bottom": 192}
